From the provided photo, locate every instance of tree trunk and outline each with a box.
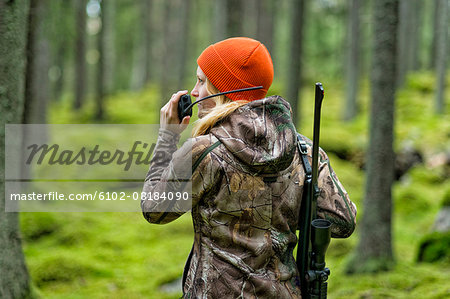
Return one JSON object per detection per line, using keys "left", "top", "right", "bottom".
{"left": 103, "top": 0, "right": 116, "bottom": 95}
{"left": 397, "top": 0, "right": 421, "bottom": 87}
{"left": 52, "top": 35, "right": 66, "bottom": 102}
{"left": 348, "top": 0, "right": 399, "bottom": 274}
{"left": 0, "top": 0, "right": 32, "bottom": 298}
{"left": 130, "top": 0, "right": 152, "bottom": 91}
{"left": 343, "top": 0, "right": 360, "bottom": 122}
{"left": 74, "top": 0, "right": 87, "bottom": 110}
{"left": 435, "top": 0, "right": 448, "bottom": 114}
{"left": 429, "top": 0, "right": 440, "bottom": 69}
{"left": 177, "top": 0, "right": 191, "bottom": 90}
{"left": 24, "top": 0, "right": 49, "bottom": 125}
{"left": 256, "top": 0, "right": 275, "bottom": 55}
{"left": 227, "top": 0, "right": 243, "bottom": 37}
{"left": 286, "top": 0, "right": 305, "bottom": 126}
{"left": 243, "top": 0, "right": 257, "bottom": 38}
{"left": 214, "top": 0, "right": 227, "bottom": 42}
{"left": 22, "top": 0, "right": 49, "bottom": 183}
{"left": 95, "top": 0, "right": 106, "bottom": 120}
{"left": 396, "top": 0, "right": 408, "bottom": 87}
{"left": 410, "top": 0, "right": 422, "bottom": 71}
{"left": 160, "top": 0, "right": 170, "bottom": 104}
{"left": 143, "top": 0, "right": 152, "bottom": 87}
{"left": 50, "top": 0, "right": 72, "bottom": 102}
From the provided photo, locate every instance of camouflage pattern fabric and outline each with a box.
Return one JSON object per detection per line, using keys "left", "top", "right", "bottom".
{"left": 142, "top": 96, "right": 357, "bottom": 298}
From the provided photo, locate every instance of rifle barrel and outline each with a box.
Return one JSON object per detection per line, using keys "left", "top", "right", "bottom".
{"left": 312, "top": 83, "right": 324, "bottom": 187}
{"left": 311, "top": 83, "right": 324, "bottom": 218}
{"left": 297, "top": 83, "right": 325, "bottom": 299}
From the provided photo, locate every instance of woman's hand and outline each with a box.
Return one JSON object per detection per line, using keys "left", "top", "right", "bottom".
{"left": 160, "top": 90, "right": 191, "bottom": 135}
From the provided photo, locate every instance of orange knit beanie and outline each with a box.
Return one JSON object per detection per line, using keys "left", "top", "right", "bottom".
{"left": 197, "top": 37, "right": 274, "bottom": 101}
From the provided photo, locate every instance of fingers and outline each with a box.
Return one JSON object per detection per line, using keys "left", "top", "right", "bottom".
{"left": 164, "top": 91, "right": 188, "bottom": 114}
{"left": 162, "top": 90, "right": 188, "bottom": 113}
{"left": 160, "top": 90, "right": 190, "bottom": 129}
{"left": 170, "top": 90, "right": 188, "bottom": 101}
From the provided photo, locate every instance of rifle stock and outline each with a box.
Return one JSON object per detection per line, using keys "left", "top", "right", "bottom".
{"left": 297, "top": 83, "right": 331, "bottom": 299}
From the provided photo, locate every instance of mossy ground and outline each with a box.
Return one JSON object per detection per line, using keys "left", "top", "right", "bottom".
{"left": 21, "top": 73, "right": 449, "bottom": 298}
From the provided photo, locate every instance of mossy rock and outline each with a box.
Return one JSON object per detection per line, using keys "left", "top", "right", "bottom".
{"left": 395, "top": 186, "right": 430, "bottom": 215}
{"left": 20, "top": 212, "right": 60, "bottom": 241}
{"left": 55, "top": 227, "right": 90, "bottom": 246}
{"left": 410, "top": 165, "right": 447, "bottom": 185}
{"left": 417, "top": 231, "right": 450, "bottom": 263}
{"left": 31, "top": 255, "right": 95, "bottom": 287}
{"left": 406, "top": 72, "right": 435, "bottom": 93}
{"left": 442, "top": 187, "right": 450, "bottom": 208}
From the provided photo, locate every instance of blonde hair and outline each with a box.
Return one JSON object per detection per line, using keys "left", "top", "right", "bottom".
{"left": 192, "top": 79, "right": 249, "bottom": 137}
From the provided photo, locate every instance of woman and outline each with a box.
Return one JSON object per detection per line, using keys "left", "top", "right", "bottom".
{"left": 142, "top": 37, "right": 357, "bottom": 298}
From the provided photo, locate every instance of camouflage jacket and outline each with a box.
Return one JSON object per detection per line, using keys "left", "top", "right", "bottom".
{"left": 142, "top": 96, "right": 357, "bottom": 298}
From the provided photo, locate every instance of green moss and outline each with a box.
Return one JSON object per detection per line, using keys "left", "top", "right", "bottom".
{"left": 49, "top": 85, "right": 161, "bottom": 125}
{"left": 417, "top": 231, "right": 450, "bottom": 264}
{"left": 442, "top": 187, "right": 450, "bottom": 207}
{"left": 395, "top": 185, "right": 431, "bottom": 216}
{"left": 409, "top": 165, "right": 447, "bottom": 185}
{"left": 55, "top": 227, "right": 90, "bottom": 246}
{"left": 20, "top": 212, "right": 59, "bottom": 241}
{"left": 31, "top": 255, "right": 98, "bottom": 287}
{"left": 406, "top": 71, "right": 435, "bottom": 93}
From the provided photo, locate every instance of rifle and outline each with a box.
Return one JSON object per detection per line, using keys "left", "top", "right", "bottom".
{"left": 296, "top": 83, "right": 332, "bottom": 299}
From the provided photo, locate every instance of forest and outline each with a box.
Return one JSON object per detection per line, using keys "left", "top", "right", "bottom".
{"left": 0, "top": 0, "right": 449, "bottom": 298}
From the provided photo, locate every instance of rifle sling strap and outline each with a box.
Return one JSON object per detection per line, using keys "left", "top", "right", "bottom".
{"left": 192, "top": 140, "right": 222, "bottom": 173}
{"left": 297, "top": 133, "right": 312, "bottom": 177}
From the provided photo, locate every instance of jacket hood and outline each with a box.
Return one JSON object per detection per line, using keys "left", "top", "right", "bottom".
{"left": 211, "top": 96, "right": 297, "bottom": 174}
